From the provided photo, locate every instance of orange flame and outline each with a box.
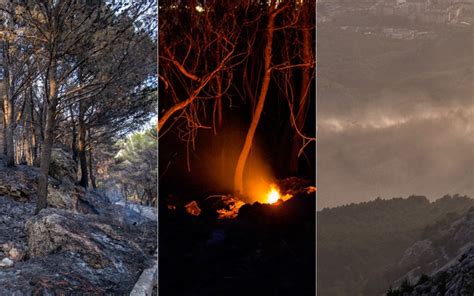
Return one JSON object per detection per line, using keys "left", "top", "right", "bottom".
{"left": 266, "top": 185, "right": 281, "bottom": 204}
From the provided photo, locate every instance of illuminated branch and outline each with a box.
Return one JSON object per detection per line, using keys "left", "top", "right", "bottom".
{"left": 158, "top": 48, "right": 235, "bottom": 133}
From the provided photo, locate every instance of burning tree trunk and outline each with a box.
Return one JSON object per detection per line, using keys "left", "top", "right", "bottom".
{"left": 233, "top": 3, "right": 286, "bottom": 195}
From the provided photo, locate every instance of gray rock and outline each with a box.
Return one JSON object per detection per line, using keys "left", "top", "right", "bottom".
{"left": 8, "top": 248, "right": 24, "bottom": 261}
{"left": 25, "top": 208, "right": 148, "bottom": 269}
{"left": 47, "top": 184, "right": 77, "bottom": 210}
{"left": 0, "top": 257, "right": 14, "bottom": 267}
{"left": 390, "top": 207, "right": 474, "bottom": 294}
{"left": 49, "top": 147, "right": 77, "bottom": 186}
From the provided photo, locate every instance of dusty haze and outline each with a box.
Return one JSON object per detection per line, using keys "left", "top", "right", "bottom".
{"left": 317, "top": 11, "right": 473, "bottom": 208}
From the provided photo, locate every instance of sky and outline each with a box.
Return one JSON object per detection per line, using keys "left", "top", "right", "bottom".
{"left": 316, "top": 29, "right": 473, "bottom": 209}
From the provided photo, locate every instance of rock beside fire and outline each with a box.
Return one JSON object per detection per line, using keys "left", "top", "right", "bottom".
{"left": 160, "top": 184, "right": 316, "bottom": 296}
{"left": 185, "top": 201, "right": 202, "bottom": 216}
{"left": 277, "top": 177, "right": 315, "bottom": 197}
{"left": 202, "top": 195, "right": 245, "bottom": 219}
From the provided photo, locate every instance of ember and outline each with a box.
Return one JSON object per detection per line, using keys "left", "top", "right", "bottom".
{"left": 267, "top": 185, "right": 281, "bottom": 204}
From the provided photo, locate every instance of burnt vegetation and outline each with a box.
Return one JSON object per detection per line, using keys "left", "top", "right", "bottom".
{"left": 0, "top": 0, "right": 157, "bottom": 293}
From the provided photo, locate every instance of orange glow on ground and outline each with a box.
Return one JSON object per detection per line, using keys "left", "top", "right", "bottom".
{"left": 267, "top": 185, "right": 281, "bottom": 204}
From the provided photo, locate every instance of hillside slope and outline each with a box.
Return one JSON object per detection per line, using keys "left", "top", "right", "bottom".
{"left": 317, "top": 195, "right": 474, "bottom": 295}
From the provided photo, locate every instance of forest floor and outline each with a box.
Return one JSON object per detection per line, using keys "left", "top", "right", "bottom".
{"left": 0, "top": 162, "right": 157, "bottom": 294}
{"left": 159, "top": 177, "right": 316, "bottom": 296}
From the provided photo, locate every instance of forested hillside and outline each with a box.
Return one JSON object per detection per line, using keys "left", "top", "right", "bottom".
{"left": 318, "top": 195, "right": 474, "bottom": 295}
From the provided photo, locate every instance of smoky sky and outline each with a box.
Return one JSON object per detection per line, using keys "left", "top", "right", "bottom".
{"left": 317, "top": 28, "right": 473, "bottom": 208}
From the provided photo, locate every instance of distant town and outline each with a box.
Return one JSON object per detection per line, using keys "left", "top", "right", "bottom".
{"left": 319, "top": 0, "right": 474, "bottom": 27}
{"left": 371, "top": 0, "right": 474, "bottom": 25}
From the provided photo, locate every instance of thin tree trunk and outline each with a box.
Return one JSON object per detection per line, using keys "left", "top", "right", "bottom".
{"left": 289, "top": 6, "right": 312, "bottom": 175}
{"left": 77, "top": 100, "right": 88, "bottom": 188}
{"left": 88, "top": 141, "right": 96, "bottom": 190}
{"left": 3, "top": 95, "right": 15, "bottom": 167}
{"left": 233, "top": 6, "right": 280, "bottom": 195}
{"left": 2, "top": 116, "right": 6, "bottom": 156}
{"left": 2, "top": 39, "right": 15, "bottom": 167}
{"left": 213, "top": 72, "right": 223, "bottom": 134}
{"left": 70, "top": 105, "right": 77, "bottom": 162}
{"left": 30, "top": 91, "right": 38, "bottom": 165}
{"left": 36, "top": 63, "right": 58, "bottom": 214}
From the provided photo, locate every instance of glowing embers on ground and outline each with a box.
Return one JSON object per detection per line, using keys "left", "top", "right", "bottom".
{"left": 265, "top": 184, "right": 292, "bottom": 205}
{"left": 216, "top": 196, "right": 245, "bottom": 219}
{"left": 267, "top": 185, "right": 281, "bottom": 204}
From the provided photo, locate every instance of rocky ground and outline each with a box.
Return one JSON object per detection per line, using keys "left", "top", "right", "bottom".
{"left": 406, "top": 246, "right": 474, "bottom": 295}
{"left": 388, "top": 207, "right": 474, "bottom": 295}
{"left": 0, "top": 150, "right": 157, "bottom": 294}
{"left": 160, "top": 177, "right": 316, "bottom": 296}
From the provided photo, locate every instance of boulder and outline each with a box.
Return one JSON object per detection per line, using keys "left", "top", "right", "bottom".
{"left": 0, "top": 257, "right": 14, "bottom": 267}
{"left": 37, "top": 147, "right": 84, "bottom": 211}
{"left": 25, "top": 208, "right": 148, "bottom": 270}
{"left": 47, "top": 183, "right": 77, "bottom": 210}
{"left": 46, "top": 149, "right": 95, "bottom": 212}
{"left": 49, "top": 147, "right": 77, "bottom": 185}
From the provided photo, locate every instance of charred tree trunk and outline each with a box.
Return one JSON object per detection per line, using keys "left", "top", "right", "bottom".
{"left": 70, "top": 105, "right": 77, "bottom": 163}
{"left": 233, "top": 5, "right": 282, "bottom": 195}
{"left": 36, "top": 63, "right": 58, "bottom": 214}
{"left": 30, "top": 91, "right": 39, "bottom": 166}
{"left": 2, "top": 39, "right": 15, "bottom": 167}
{"left": 3, "top": 93, "right": 15, "bottom": 167}
{"left": 77, "top": 101, "right": 88, "bottom": 188}
{"left": 289, "top": 6, "right": 312, "bottom": 175}
{"left": 88, "top": 139, "right": 96, "bottom": 190}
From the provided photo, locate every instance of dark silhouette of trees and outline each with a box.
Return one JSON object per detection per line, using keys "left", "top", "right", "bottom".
{"left": 159, "top": 0, "right": 316, "bottom": 196}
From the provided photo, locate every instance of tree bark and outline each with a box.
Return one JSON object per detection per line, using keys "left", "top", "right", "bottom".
{"left": 70, "top": 105, "right": 77, "bottom": 163}
{"left": 77, "top": 100, "right": 88, "bottom": 188}
{"left": 2, "top": 38, "right": 15, "bottom": 167}
{"left": 233, "top": 6, "right": 281, "bottom": 195}
{"left": 289, "top": 5, "right": 312, "bottom": 175}
{"left": 36, "top": 63, "right": 58, "bottom": 214}
{"left": 30, "top": 91, "right": 38, "bottom": 165}
{"left": 88, "top": 140, "right": 96, "bottom": 190}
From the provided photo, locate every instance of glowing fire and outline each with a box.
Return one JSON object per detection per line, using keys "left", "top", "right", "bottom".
{"left": 267, "top": 185, "right": 281, "bottom": 204}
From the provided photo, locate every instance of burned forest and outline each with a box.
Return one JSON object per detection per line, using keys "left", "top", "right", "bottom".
{"left": 0, "top": 0, "right": 158, "bottom": 294}
{"left": 159, "top": 1, "right": 316, "bottom": 295}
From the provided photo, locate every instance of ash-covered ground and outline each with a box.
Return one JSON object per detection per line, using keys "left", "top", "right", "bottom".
{"left": 0, "top": 157, "right": 157, "bottom": 294}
